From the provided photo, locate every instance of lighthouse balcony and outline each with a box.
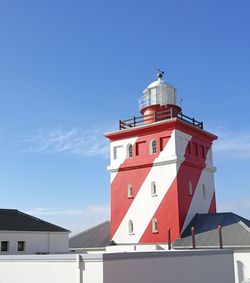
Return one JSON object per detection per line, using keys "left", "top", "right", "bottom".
{"left": 119, "top": 109, "right": 203, "bottom": 130}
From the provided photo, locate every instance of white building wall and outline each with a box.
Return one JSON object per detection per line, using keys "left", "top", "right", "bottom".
{"left": 0, "top": 250, "right": 235, "bottom": 283}
{"left": 0, "top": 231, "right": 69, "bottom": 254}
{"left": 234, "top": 250, "right": 250, "bottom": 283}
{"left": 48, "top": 232, "right": 69, "bottom": 253}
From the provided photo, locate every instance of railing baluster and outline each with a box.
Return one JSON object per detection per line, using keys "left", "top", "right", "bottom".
{"left": 133, "top": 116, "right": 136, "bottom": 127}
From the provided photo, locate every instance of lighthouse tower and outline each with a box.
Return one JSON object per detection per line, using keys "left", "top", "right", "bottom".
{"left": 105, "top": 71, "right": 217, "bottom": 244}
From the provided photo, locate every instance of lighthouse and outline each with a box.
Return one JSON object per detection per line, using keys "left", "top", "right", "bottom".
{"left": 105, "top": 71, "right": 217, "bottom": 244}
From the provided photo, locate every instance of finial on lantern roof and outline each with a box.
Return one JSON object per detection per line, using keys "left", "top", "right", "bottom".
{"left": 157, "top": 69, "right": 164, "bottom": 80}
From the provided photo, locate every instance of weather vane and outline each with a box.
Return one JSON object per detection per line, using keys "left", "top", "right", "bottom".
{"left": 157, "top": 69, "right": 165, "bottom": 79}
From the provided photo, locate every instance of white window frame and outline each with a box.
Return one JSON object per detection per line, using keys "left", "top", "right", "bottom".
{"left": 128, "top": 184, "right": 133, "bottom": 198}
{"left": 128, "top": 220, "right": 134, "bottom": 234}
{"left": 152, "top": 218, "right": 158, "bottom": 233}
{"left": 151, "top": 181, "right": 157, "bottom": 197}
{"left": 127, "top": 144, "right": 133, "bottom": 159}
{"left": 113, "top": 145, "right": 122, "bottom": 160}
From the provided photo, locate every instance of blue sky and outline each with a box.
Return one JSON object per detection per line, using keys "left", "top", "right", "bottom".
{"left": 0, "top": 0, "right": 250, "bottom": 234}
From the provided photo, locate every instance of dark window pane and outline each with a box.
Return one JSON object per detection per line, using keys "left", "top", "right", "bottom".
{"left": 1, "top": 241, "right": 8, "bottom": 252}
{"left": 18, "top": 241, "right": 25, "bottom": 252}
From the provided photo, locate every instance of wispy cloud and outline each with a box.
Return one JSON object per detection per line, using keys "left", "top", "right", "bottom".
{"left": 21, "top": 125, "right": 114, "bottom": 158}
{"left": 207, "top": 123, "right": 250, "bottom": 160}
{"left": 87, "top": 205, "right": 110, "bottom": 214}
{"left": 24, "top": 204, "right": 110, "bottom": 235}
{"left": 24, "top": 207, "right": 84, "bottom": 216}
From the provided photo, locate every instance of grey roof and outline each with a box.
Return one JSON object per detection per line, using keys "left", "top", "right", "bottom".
{"left": 0, "top": 209, "right": 69, "bottom": 232}
{"left": 69, "top": 221, "right": 110, "bottom": 249}
{"left": 173, "top": 212, "right": 250, "bottom": 249}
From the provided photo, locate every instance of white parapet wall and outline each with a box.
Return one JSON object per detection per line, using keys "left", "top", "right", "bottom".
{"left": 234, "top": 249, "right": 250, "bottom": 283}
{"left": 0, "top": 249, "right": 235, "bottom": 283}
{"left": 103, "top": 250, "right": 235, "bottom": 283}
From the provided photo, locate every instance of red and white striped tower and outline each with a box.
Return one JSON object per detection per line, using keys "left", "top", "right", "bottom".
{"left": 105, "top": 71, "right": 217, "bottom": 244}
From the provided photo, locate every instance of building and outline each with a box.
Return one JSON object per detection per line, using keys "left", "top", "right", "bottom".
{"left": 0, "top": 209, "right": 69, "bottom": 254}
{"left": 69, "top": 221, "right": 110, "bottom": 253}
{"left": 105, "top": 70, "right": 217, "bottom": 244}
{"left": 173, "top": 212, "right": 250, "bottom": 283}
{"left": 173, "top": 212, "right": 250, "bottom": 250}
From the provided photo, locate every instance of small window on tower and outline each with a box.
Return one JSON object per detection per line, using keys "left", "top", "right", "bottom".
{"left": 187, "top": 143, "right": 191, "bottom": 154}
{"left": 152, "top": 218, "right": 158, "bottom": 233}
{"left": 188, "top": 182, "right": 193, "bottom": 196}
{"left": 150, "top": 140, "right": 157, "bottom": 154}
{"left": 151, "top": 181, "right": 157, "bottom": 196}
{"left": 202, "top": 184, "right": 206, "bottom": 199}
{"left": 113, "top": 147, "right": 117, "bottom": 160}
{"left": 113, "top": 145, "right": 122, "bottom": 160}
{"left": 128, "top": 220, "right": 134, "bottom": 234}
{"left": 128, "top": 184, "right": 133, "bottom": 198}
{"left": 127, "top": 144, "right": 133, "bottom": 159}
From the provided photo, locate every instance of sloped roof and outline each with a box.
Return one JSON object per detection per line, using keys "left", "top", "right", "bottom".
{"left": 173, "top": 212, "right": 250, "bottom": 249}
{"left": 69, "top": 221, "right": 110, "bottom": 249}
{"left": 0, "top": 209, "right": 69, "bottom": 232}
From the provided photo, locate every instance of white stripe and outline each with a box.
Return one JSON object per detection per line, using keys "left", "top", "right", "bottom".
{"left": 108, "top": 137, "right": 137, "bottom": 184}
{"left": 112, "top": 130, "right": 192, "bottom": 243}
{"left": 181, "top": 148, "right": 216, "bottom": 233}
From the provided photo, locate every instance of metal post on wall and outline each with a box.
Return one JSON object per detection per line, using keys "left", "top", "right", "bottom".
{"left": 167, "top": 228, "right": 171, "bottom": 250}
{"left": 218, "top": 225, "right": 223, "bottom": 249}
{"left": 191, "top": 226, "right": 196, "bottom": 249}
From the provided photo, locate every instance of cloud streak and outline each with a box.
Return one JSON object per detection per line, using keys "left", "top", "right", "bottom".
{"left": 24, "top": 207, "right": 85, "bottom": 216}
{"left": 24, "top": 205, "right": 110, "bottom": 218}
{"left": 24, "top": 205, "right": 110, "bottom": 234}
{"left": 22, "top": 123, "right": 250, "bottom": 160}
{"left": 22, "top": 126, "right": 112, "bottom": 158}
{"left": 208, "top": 124, "right": 250, "bottom": 160}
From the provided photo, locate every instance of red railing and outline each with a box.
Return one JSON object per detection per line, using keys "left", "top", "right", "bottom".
{"left": 119, "top": 109, "right": 203, "bottom": 130}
